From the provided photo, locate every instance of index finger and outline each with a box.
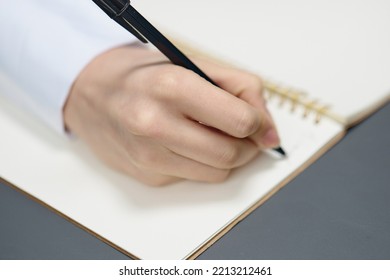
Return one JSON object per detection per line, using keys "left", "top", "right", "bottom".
{"left": 173, "top": 67, "right": 263, "bottom": 138}
{"left": 193, "top": 59, "right": 281, "bottom": 148}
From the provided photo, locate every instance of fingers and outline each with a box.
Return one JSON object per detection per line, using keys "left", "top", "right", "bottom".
{"left": 129, "top": 146, "right": 232, "bottom": 183}
{"left": 103, "top": 151, "right": 181, "bottom": 187}
{"left": 158, "top": 117, "right": 260, "bottom": 170}
{"left": 115, "top": 125, "right": 235, "bottom": 183}
{"left": 118, "top": 110, "right": 254, "bottom": 183}
{"left": 153, "top": 67, "right": 262, "bottom": 139}
{"left": 192, "top": 59, "right": 281, "bottom": 148}
{"left": 124, "top": 55, "right": 280, "bottom": 148}
{"left": 120, "top": 105, "right": 260, "bottom": 171}
{"left": 177, "top": 68, "right": 279, "bottom": 148}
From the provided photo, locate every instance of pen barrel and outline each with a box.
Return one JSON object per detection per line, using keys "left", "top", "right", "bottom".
{"left": 126, "top": 6, "right": 217, "bottom": 86}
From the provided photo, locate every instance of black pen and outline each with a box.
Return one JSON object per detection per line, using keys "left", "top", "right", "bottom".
{"left": 92, "top": 0, "right": 286, "bottom": 157}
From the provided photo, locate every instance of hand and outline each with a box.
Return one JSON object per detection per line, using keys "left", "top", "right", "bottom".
{"left": 63, "top": 46, "right": 280, "bottom": 186}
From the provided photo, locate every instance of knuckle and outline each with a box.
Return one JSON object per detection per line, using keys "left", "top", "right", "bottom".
{"left": 133, "top": 149, "right": 159, "bottom": 171}
{"left": 215, "top": 145, "right": 241, "bottom": 168}
{"left": 129, "top": 160, "right": 179, "bottom": 187}
{"left": 126, "top": 108, "right": 165, "bottom": 138}
{"left": 151, "top": 68, "right": 182, "bottom": 98}
{"left": 234, "top": 108, "right": 260, "bottom": 137}
{"left": 143, "top": 176, "right": 178, "bottom": 187}
{"left": 207, "top": 169, "right": 231, "bottom": 183}
{"left": 246, "top": 74, "right": 264, "bottom": 92}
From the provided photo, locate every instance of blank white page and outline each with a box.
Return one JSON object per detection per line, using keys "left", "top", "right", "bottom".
{"left": 0, "top": 74, "right": 343, "bottom": 259}
{"left": 135, "top": 0, "right": 390, "bottom": 124}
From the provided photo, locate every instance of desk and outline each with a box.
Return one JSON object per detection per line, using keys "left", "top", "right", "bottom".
{"left": 1, "top": 103, "right": 389, "bottom": 260}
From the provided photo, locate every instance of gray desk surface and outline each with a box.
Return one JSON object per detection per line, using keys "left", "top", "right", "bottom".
{"left": 1, "top": 103, "right": 389, "bottom": 260}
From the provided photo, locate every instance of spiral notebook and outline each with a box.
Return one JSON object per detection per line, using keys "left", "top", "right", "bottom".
{"left": 0, "top": 0, "right": 389, "bottom": 259}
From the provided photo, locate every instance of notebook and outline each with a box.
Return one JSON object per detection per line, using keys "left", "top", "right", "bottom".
{"left": 0, "top": 0, "right": 389, "bottom": 259}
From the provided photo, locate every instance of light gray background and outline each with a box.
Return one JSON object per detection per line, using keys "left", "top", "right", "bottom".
{"left": 1, "top": 103, "right": 389, "bottom": 260}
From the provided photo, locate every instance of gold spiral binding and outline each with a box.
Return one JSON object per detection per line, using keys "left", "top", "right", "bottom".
{"left": 264, "top": 81, "right": 330, "bottom": 124}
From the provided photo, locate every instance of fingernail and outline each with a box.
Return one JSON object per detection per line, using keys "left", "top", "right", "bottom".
{"left": 262, "top": 127, "right": 280, "bottom": 148}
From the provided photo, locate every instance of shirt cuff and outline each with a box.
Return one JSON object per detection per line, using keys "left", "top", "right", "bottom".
{"left": 0, "top": 0, "right": 138, "bottom": 135}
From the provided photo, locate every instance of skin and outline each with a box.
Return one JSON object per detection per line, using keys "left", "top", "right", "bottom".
{"left": 63, "top": 46, "right": 280, "bottom": 186}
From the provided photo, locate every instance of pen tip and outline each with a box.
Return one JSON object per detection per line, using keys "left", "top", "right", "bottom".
{"left": 273, "top": 146, "right": 287, "bottom": 157}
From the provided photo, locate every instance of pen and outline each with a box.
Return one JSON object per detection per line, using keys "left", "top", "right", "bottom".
{"left": 92, "top": 0, "right": 286, "bottom": 157}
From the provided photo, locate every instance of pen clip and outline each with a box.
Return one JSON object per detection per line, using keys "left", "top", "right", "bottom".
{"left": 96, "top": 0, "right": 148, "bottom": 43}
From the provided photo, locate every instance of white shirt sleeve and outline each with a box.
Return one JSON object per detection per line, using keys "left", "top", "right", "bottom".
{"left": 0, "top": 0, "right": 137, "bottom": 134}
